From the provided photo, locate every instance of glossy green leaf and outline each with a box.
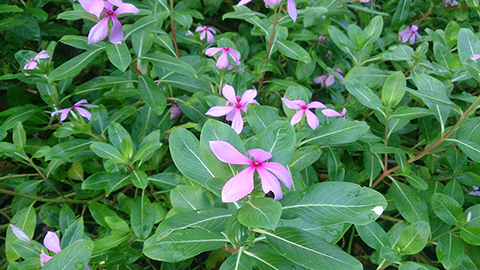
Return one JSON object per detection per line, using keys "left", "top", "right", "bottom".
{"left": 430, "top": 193, "right": 463, "bottom": 225}
{"left": 88, "top": 201, "right": 119, "bottom": 229}
{"left": 302, "top": 118, "right": 369, "bottom": 146}
{"left": 288, "top": 145, "right": 322, "bottom": 171}
{"left": 82, "top": 171, "right": 122, "bottom": 190}
{"left": 460, "top": 226, "right": 480, "bottom": 245}
{"left": 61, "top": 218, "right": 84, "bottom": 250}
{"left": 238, "top": 198, "right": 282, "bottom": 230}
{"left": 142, "top": 53, "right": 197, "bottom": 77}
{"left": 130, "top": 170, "right": 148, "bottom": 189}
{"left": 356, "top": 222, "right": 389, "bottom": 250}
{"left": 246, "top": 104, "right": 280, "bottom": 135}
{"left": 219, "top": 249, "right": 252, "bottom": 270}
{"left": 390, "top": 180, "right": 429, "bottom": 223}
{"left": 42, "top": 239, "right": 93, "bottom": 270}
{"left": 276, "top": 40, "right": 311, "bottom": 63}
{"left": 131, "top": 194, "right": 154, "bottom": 239}
{"left": 226, "top": 209, "right": 250, "bottom": 246}
{"left": 45, "top": 139, "right": 92, "bottom": 161}
{"left": 436, "top": 233, "right": 464, "bottom": 269}
{"left": 12, "top": 122, "right": 26, "bottom": 151}
{"left": 396, "top": 221, "right": 430, "bottom": 255}
{"left": 391, "top": 0, "right": 411, "bottom": 29}
{"left": 59, "top": 204, "right": 76, "bottom": 233}
{"left": 170, "top": 185, "right": 211, "bottom": 212}
{"left": 381, "top": 71, "right": 406, "bottom": 108}
{"left": 345, "top": 78, "right": 386, "bottom": 112}
{"left": 106, "top": 42, "right": 131, "bottom": 72}
{"left": 256, "top": 120, "right": 295, "bottom": 165}
{"left": 49, "top": 47, "right": 104, "bottom": 81}
{"left": 244, "top": 244, "right": 305, "bottom": 270}
{"left": 138, "top": 75, "right": 167, "bottom": 116}
{"left": 90, "top": 142, "right": 124, "bottom": 163}
{"left": 6, "top": 204, "right": 36, "bottom": 262}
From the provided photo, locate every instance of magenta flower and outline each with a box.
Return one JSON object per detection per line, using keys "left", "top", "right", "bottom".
{"left": 23, "top": 50, "right": 50, "bottom": 76}
{"left": 195, "top": 26, "right": 216, "bottom": 43}
{"left": 471, "top": 54, "right": 480, "bottom": 60}
{"left": 237, "top": 0, "right": 297, "bottom": 22}
{"left": 205, "top": 47, "right": 241, "bottom": 70}
{"left": 322, "top": 107, "right": 347, "bottom": 119}
{"left": 77, "top": 0, "right": 123, "bottom": 18}
{"left": 51, "top": 99, "right": 98, "bottom": 122}
{"left": 314, "top": 68, "right": 344, "bottom": 87}
{"left": 281, "top": 98, "right": 326, "bottom": 130}
{"left": 10, "top": 224, "right": 31, "bottom": 243}
{"left": 210, "top": 141, "right": 292, "bottom": 202}
{"left": 87, "top": 1, "right": 139, "bottom": 44}
{"left": 206, "top": 84, "right": 257, "bottom": 134}
{"left": 318, "top": 35, "right": 327, "bottom": 44}
{"left": 469, "top": 186, "right": 480, "bottom": 196}
{"left": 170, "top": 105, "right": 182, "bottom": 119}
{"left": 398, "top": 25, "right": 422, "bottom": 45}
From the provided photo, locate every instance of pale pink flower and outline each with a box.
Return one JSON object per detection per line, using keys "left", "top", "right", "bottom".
{"left": 360, "top": 0, "right": 370, "bottom": 2}
{"left": 398, "top": 25, "right": 422, "bottom": 45}
{"left": 205, "top": 47, "right": 241, "bottom": 70}
{"left": 76, "top": 0, "right": 123, "bottom": 18}
{"left": 51, "top": 99, "right": 98, "bottom": 122}
{"left": 210, "top": 141, "right": 292, "bottom": 202}
{"left": 87, "top": 1, "right": 139, "bottom": 44}
{"left": 281, "top": 98, "right": 326, "bottom": 130}
{"left": 195, "top": 26, "right": 216, "bottom": 43}
{"left": 23, "top": 50, "right": 50, "bottom": 76}
{"left": 314, "top": 68, "right": 344, "bottom": 87}
{"left": 206, "top": 85, "right": 257, "bottom": 134}
{"left": 322, "top": 107, "right": 347, "bottom": 119}
{"left": 40, "top": 232, "right": 90, "bottom": 269}
{"left": 441, "top": 0, "right": 458, "bottom": 7}
{"left": 238, "top": 0, "right": 297, "bottom": 22}
{"left": 10, "top": 224, "right": 31, "bottom": 243}
{"left": 471, "top": 54, "right": 480, "bottom": 60}
{"left": 469, "top": 186, "right": 480, "bottom": 196}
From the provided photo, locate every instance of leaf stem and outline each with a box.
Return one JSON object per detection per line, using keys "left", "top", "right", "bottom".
{"left": 170, "top": 0, "right": 180, "bottom": 59}
{"left": 0, "top": 188, "right": 91, "bottom": 204}
{"left": 257, "top": 7, "right": 279, "bottom": 90}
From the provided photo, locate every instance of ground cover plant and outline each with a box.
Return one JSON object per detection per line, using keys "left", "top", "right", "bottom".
{"left": 2, "top": 0, "right": 480, "bottom": 269}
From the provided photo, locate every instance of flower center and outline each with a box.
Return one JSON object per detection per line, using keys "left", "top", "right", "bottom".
{"left": 251, "top": 160, "right": 262, "bottom": 168}
{"left": 107, "top": 10, "right": 114, "bottom": 16}
{"left": 301, "top": 105, "right": 307, "bottom": 110}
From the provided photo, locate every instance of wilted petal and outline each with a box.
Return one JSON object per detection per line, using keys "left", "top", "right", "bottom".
{"left": 216, "top": 51, "right": 229, "bottom": 69}
{"left": 205, "top": 47, "right": 223, "bottom": 56}
{"left": 222, "top": 84, "right": 237, "bottom": 103}
{"left": 209, "top": 141, "right": 251, "bottom": 164}
{"left": 257, "top": 167, "right": 283, "bottom": 200}
{"left": 109, "top": 16, "right": 124, "bottom": 44}
{"left": 231, "top": 109, "right": 244, "bottom": 134}
{"left": 10, "top": 225, "right": 30, "bottom": 243}
{"left": 246, "top": 149, "right": 272, "bottom": 162}
{"left": 286, "top": 0, "right": 297, "bottom": 22}
{"left": 75, "top": 107, "right": 92, "bottom": 120}
{"left": 88, "top": 0, "right": 104, "bottom": 17}
{"left": 321, "top": 109, "right": 342, "bottom": 117}
{"left": 206, "top": 106, "right": 234, "bottom": 117}
{"left": 115, "top": 3, "right": 140, "bottom": 14}
{"left": 307, "top": 101, "right": 326, "bottom": 109}
{"left": 305, "top": 109, "right": 319, "bottom": 130}
{"left": 237, "top": 0, "right": 252, "bottom": 6}
{"left": 290, "top": 110, "right": 304, "bottom": 126}
{"left": 40, "top": 253, "right": 52, "bottom": 266}
{"left": 281, "top": 98, "right": 302, "bottom": 109}
{"left": 262, "top": 162, "right": 292, "bottom": 189}
{"left": 88, "top": 17, "right": 110, "bottom": 44}
{"left": 44, "top": 232, "right": 61, "bottom": 254}
{"left": 221, "top": 166, "right": 255, "bottom": 202}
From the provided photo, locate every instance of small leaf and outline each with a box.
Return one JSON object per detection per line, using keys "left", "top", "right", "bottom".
{"left": 430, "top": 193, "right": 463, "bottom": 225}
{"left": 49, "top": 47, "right": 105, "bottom": 81}
{"left": 276, "top": 40, "right": 311, "bottom": 63}
{"left": 130, "top": 170, "right": 148, "bottom": 189}
{"left": 381, "top": 71, "right": 406, "bottom": 108}
{"left": 138, "top": 75, "right": 167, "bottom": 116}
{"left": 106, "top": 42, "right": 132, "bottom": 72}
{"left": 238, "top": 198, "right": 282, "bottom": 230}
{"left": 131, "top": 194, "right": 154, "bottom": 239}
{"left": 396, "top": 221, "right": 430, "bottom": 255}
{"left": 436, "top": 233, "right": 464, "bottom": 269}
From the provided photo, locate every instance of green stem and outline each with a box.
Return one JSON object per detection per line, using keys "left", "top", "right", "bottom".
{"left": 0, "top": 188, "right": 91, "bottom": 204}
{"left": 429, "top": 227, "right": 459, "bottom": 243}
{"left": 170, "top": 0, "right": 180, "bottom": 59}
{"left": 347, "top": 226, "right": 355, "bottom": 255}
{"left": 257, "top": 6, "right": 280, "bottom": 90}
{"left": 0, "top": 173, "right": 38, "bottom": 181}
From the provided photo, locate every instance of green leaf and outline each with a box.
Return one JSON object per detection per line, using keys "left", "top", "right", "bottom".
{"left": 246, "top": 104, "right": 280, "bottom": 135}
{"left": 356, "top": 222, "right": 389, "bottom": 250}
{"left": 155, "top": 208, "right": 233, "bottom": 240}
{"left": 244, "top": 244, "right": 303, "bottom": 270}
{"left": 391, "top": 107, "right": 433, "bottom": 120}
{"left": 262, "top": 227, "right": 363, "bottom": 270}
{"left": 451, "top": 139, "right": 480, "bottom": 163}
{"left": 82, "top": 171, "right": 121, "bottom": 190}
{"left": 458, "top": 28, "right": 480, "bottom": 81}
{"left": 90, "top": 142, "right": 124, "bottom": 163}
{"left": 288, "top": 145, "right": 322, "bottom": 171}
{"left": 106, "top": 42, "right": 132, "bottom": 72}
{"left": 45, "top": 139, "right": 92, "bottom": 161}
{"left": 381, "top": 71, "right": 406, "bottom": 108}
{"left": 171, "top": 11, "right": 193, "bottom": 28}
{"left": 256, "top": 121, "right": 296, "bottom": 165}
{"left": 302, "top": 118, "right": 369, "bottom": 146}
{"left": 142, "top": 53, "right": 197, "bottom": 77}
{"left": 276, "top": 40, "right": 311, "bottom": 63}
{"left": 61, "top": 218, "right": 84, "bottom": 250}
{"left": 131, "top": 194, "right": 154, "bottom": 239}
{"left": 92, "top": 234, "right": 130, "bottom": 253}
{"left": 238, "top": 198, "right": 282, "bottom": 230}
{"left": 144, "top": 228, "right": 228, "bottom": 262}
{"left": 12, "top": 122, "right": 26, "bottom": 151}
{"left": 105, "top": 175, "right": 130, "bottom": 196}
{"left": 130, "top": 170, "right": 148, "bottom": 189}
{"left": 345, "top": 66, "right": 389, "bottom": 89}
{"left": 281, "top": 182, "right": 387, "bottom": 226}
{"left": 460, "top": 226, "right": 480, "bottom": 245}
{"left": 345, "top": 78, "right": 386, "bottom": 112}
{"left": 170, "top": 185, "right": 211, "bottom": 212}
{"left": 169, "top": 128, "right": 214, "bottom": 187}
{"left": 436, "top": 233, "right": 464, "bottom": 269}
{"left": 6, "top": 204, "right": 36, "bottom": 262}
{"left": 402, "top": 173, "right": 428, "bottom": 191}
{"left": 226, "top": 209, "right": 251, "bottom": 246}
{"left": 138, "top": 75, "right": 167, "bottom": 116}
{"left": 219, "top": 249, "right": 252, "bottom": 270}
{"left": 0, "top": 5, "right": 23, "bottom": 13}
{"left": 88, "top": 201, "right": 119, "bottom": 229}
{"left": 132, "top": 141, "right": 162, "bottom": 164}
{"left": 59, "top": 204, "right": 76, "bottom": 233}
{"left": 105, "top": 217, "right": 130, "bottom": 234}
{"left": 430, "top": 193, "right": 463, "bottom": 225}
{"left": 158, "top": 75, "right": 211, "bottom": 93}
{"left": 1, "top": 104, "right": 38, "bottom": 130}
{"left": 49, "top": 47, "right": 105, "bottom": 81}
{"left": 391, "top": 0, "right": 411, "bottom": 29}
{"left": 396, "top": 221, "right": 430, "bottom": 255}
{"left": 390, "top": 180, "right": 429, "bottom": 223}
{"left": 399, "top": 262, "right": 438, "bottom": 270}
{"left": 124, "top": 13, "right": 169, "bottom": 40}
{"left": 11, "top": 239, "right": 44, "bottom": 260}
{"left": 42, "top": 239, "right": 93, "bottom": 270}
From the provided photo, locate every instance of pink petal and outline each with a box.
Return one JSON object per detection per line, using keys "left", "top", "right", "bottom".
{"left": 44, "top": 232, "right": 61, "bottom": 254}
{"left": 74, "top": 99, "right": 88, "bottom": 106}
{"left": 209, "top": 141, "right": 251, "bottom": 165}
{"left": 246, "top": 149, "right": 272, "bottom": 162}
{"left": 36, "top": 50, "right": 50, "bottom": 59}
{"left": 108, "top": 0, "right": 124, "bottom": 6}
{"left": 227, "top": 48, "right": 241, "bottom": 65}
{"left": 10, "top": 225, "right": 30, "bottom": 243}
{"left": 281, "top": 98, "right": 302, "bottom": 109}
{"left": 410, "top": 25, "right": 419, "bottom": 31}
{"left": 222, "top": 84, "right": 237, "bottom": 103}
{"left": 240, "top": 89, "right": 257, "bottom": 106}
{"left": 114, "top": 3, "right": 139, "bottom": 14}
{"left": 24, "top": 61, "right": 38, "bottom": 70}
{"left": 199, "top": 31, "right": 206, "bottom": 41}
{"left": 290, "top": 110, "right": 304, "bottom": 126}
{"left": 221, "top": 166, "right": 255, "bottom": 202}
{"left": 104, "top": 1, "right": 113, "bottom": 10}
{"left": 264, "top": 0, "right": 281, "bottom": 5}
{"left": 88, "top": 17, "right": 110, "bottom": 44}
{"left": 226, "top": 109, "right": 236, "bottom": 121}
{"left": 237, "top": 0, "right": 252, "bottom": 6}
{"left": 230, "top": 109, "right": 244, "bottom": 134}
{"left": 262, "top": 162, "right": 292, "bottom": 189}
{"left": 401, "top": 32, "right": 410, "bottom": 43}
{"left": 206, "top": 105, "right": 235, "bottom": 117}
{"left": 75, "top": 107, "right": 92, "bottom": 120}
{"left": 206, "top": 31, "right": 215, "bottom": 43}
{"left": 109, "top": 16, "right": 124, "bottom": 44}
{"left": 205, "top": 47, "right": 223, "bottom": 56}
{"left": 207, "top": 27, "right": 216, "bottom": 34}
{"left": 40, "top": 253, "right": 52, "bottom": 266}
{"left": 313, "top": 76, "right": 324, "bottom": 84}
{"left": 256, "top": 167, "right": 283, "bottom": 200}
{"left": 305, "top": 109, "right": 319, "bottom": 130}
{"left": 286, "top": 0, "right": 297, "bottom": 22}
{"left": 217, "top": 51, "right": 229, "bottom": 69}
{"left": 408, "top": 34, "right": 415, "bottom": 45}
{"left": 78, "top": 0, "right": 91, "bottom": 13}
{"left": 321, "top": 109, "right": 342, "bottom": 117}
{"left": 88, "top": 0, "right": 104, "bottom": 17}
{"left": 195, "top": 26, "right": 203, "bottom": 32}
{"left": 307, "top": 101, "right": 326, "bottom": 109}
{"left": 325, "top": 74, "right": 335, "bottom": 86}
{"left": 341, "top": 107, "right": 347, "bottom": 117}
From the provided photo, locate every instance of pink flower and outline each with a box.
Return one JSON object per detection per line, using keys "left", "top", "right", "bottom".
{"left": 76, "top": 0, "right": 122, "bottom": 18}
{"left": 205, "top": 47, "right": 241, "bottom": 70}
{"left": 206, "top": 84, "right": 257, "bottom": 134}
{"left": 40, "top": 232, "right": 90, "bottom": 269}
{"left": 360, "top": 0, "right": 370, "bottom": 2}
{"left": 318, "top": 35, "right": 327, "bottom": 44}
{"left": 471, "top": 54, "right": 480, "bottom": 60}
{"left": 440, "top": 0, "right": 458, "bottom": 7}
{"left": 51, "top": 99, "right": 98, "bottom": 122}
{"left": 469, "top": 186, "right": 480, "bottom": 196}
{"left": 237, "top": 0, "right": 297, "bottom": 22}
{"left": 195, "top": 26, "right": 216, "bottom": 43}
{"left": 398, "top": 25, "right": 422, "bottom": 45}
{"left": 209, "top": 141, "right": 292, "bottom": 202}
{"left": 87, "top": 1, "right": 139, "bottom": 44}
{"left": 10, "top": 224, "right": 31, "bottom": 243}
{"left": 313, "top": 68, "right": 344, "bottom": 87}
{"left": 322, "top": 107, "right": 347, "bottom": 119}
{"left": 23, "top": 50, "right": 50, "bottom": 76}
{"left": 281, "top": 98, "right": 326, "bottom": 130}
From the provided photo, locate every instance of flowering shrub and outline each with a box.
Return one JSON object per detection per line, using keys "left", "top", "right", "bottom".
{"left": 2, "top": 0, "right": 480, "bottom": 269}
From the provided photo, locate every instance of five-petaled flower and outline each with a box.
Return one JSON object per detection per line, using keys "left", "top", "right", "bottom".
{"left": 24, "top": 50, "right": 50, "bottom": 76}
{"left": 196, "top": 26, "right": 216, "bottom": 43}
{"left": 210, "top": 141, "right": 292, "bottom": 202}
{"left": 469, "top": 186, "right": 480, "bottom": 196}
{"left": 77, "top": 0, "right": 123, "bottom": 18}
{"left": 205, "top": 47, "right": 241, "bottom": 70}
{"left": 238, "top": 0, "right": 297, "bottom": 22}
{"left": 281, "top": 98, "right": 326, "bottom": 130}
{"left": 313, "top": 68, "right": 344, "bottom": 87}
{"left": 206, "top": 84, "right": 257, "bottom": 134}
{"left": 398, "top": 25, "right": 422, "bottom": 45}
{"left": 322, "top": 107, "right": 347, "bottom": 119}
{"left": 51, "top": 100, "right": 99, "bottom": 122}
{"left": 87, "top": 1, "right": 140, "bottom": 44}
